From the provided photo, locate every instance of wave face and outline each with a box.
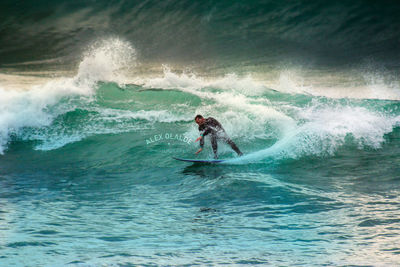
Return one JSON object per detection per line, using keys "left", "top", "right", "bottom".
{"left": 0, "top": 37, "right": 399, "bottom": 159}
{"left": 1, "top": 0, "right": 400, "bottom": 66}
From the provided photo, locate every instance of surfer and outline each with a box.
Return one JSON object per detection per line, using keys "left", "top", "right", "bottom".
{"left": 194, "top": 114, "right": 243, "bottom": 159}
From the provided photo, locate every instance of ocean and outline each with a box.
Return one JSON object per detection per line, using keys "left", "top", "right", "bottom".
{"left": 1, "top": 0, "right": 400, "bottom": 266}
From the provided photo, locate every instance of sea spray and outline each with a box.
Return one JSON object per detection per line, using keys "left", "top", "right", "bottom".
{"left": 75, "top": 38, "right": 137, "bottom": 87}
{"left": 0, "top": 38, "right": 137, "bottom": 153}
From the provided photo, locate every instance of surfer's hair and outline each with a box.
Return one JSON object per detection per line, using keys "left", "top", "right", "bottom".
{"left": 195, "top": 114, "right": 203, "bottom": 120}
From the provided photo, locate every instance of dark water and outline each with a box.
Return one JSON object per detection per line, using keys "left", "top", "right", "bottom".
{"left": 1, "top": 1, "right": 400, "bottom": 266}
{"left": 1, "top": 0, "right": 400, "bottom": 67}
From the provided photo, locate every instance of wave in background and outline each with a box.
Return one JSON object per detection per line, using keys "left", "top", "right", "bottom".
{"left": 1, "top": 0, "right": 400, "bottom": 68}
{"left": 0, "top": 38, "right": 399, "bottom": 164}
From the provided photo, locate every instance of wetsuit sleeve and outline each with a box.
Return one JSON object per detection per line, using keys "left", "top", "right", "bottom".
{"left": 203, "top": 118, "right": 223, "bottom": 136}
{"left": 202, "top": 127, "right": 212, "bottom": 136}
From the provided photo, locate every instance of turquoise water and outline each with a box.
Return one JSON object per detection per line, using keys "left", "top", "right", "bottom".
{"left": 1, "top": 71, "right": 400, "bottom": 265}
{"left": 2, "top": 1, "right": 400, "bottom": 266}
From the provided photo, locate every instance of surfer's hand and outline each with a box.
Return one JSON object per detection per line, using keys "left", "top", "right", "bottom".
{"left": 195, "top": 148, "right": 202, "bottom": 154}
{"left": 195, "top": 136, "right": 202, "bottom": 142}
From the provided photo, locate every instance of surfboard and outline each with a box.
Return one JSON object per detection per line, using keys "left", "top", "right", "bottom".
{"left": 173, "top": 157, "right": 226, "bottom": 163}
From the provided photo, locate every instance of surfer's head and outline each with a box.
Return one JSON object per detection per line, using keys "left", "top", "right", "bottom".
{"left": 195, "top": 114, "right": 205, "bottom": 125}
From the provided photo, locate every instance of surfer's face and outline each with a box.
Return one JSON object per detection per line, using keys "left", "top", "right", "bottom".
{"left": 195, "top": 117, "right": 205, "bottom": 125}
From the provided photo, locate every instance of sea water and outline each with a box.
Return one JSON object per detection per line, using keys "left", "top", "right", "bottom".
{"left": 1, "top": 1, "right": 400, "bottom": 266}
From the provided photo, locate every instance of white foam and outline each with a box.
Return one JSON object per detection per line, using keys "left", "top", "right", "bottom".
{"left": 268, "top": 68, "right": 400, "bottom": 101}
{"left": 227, "top": 103, "right": 400, "bottom": 164}
{"left": 0, "top": 77, "right": 93, "bottom": 153}
{"left": 75, "top": 38, "right": 137, "bottom": 87}
{"left": 142, "top": 66, "right": 267, "bottom": 95}
{"left": 274, "top": 70, "right": 310, "bottom": 95}
{"left": 0, "top": 38, "right": 137, "bottom": 153}
{"left": 2, "top": 47, "right": 400, "bottom": 158}
{"left": 22, "top": 106, "right": 192, "bottom": 151}
{"left": 94, "top": 108, "right": 191, "bottom": 123}
{"left": 143, "top": 67, "right": 295, "bottom": 139}
{"left": 361, "top": 71, "right": 400, "bottom": 101}
{"left": 141, "top": 68, "right": 400, "bottom": 162}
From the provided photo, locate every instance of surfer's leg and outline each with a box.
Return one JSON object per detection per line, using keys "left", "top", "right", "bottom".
{"left": 224, "top": 137, "right": 243, "bottom": 156}
{"left": 211, "top": 134, "right": 218, "bottom": 159}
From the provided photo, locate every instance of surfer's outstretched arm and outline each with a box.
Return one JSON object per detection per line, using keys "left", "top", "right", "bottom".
{"left": 195, "top": 134, "right": 204, "bottom": 154}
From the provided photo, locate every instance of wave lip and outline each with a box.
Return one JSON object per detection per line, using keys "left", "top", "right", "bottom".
{"left": 2, "top": 38, "right": 400, "bottom": 158}
{"left": 0, "top": 38, "right": 137, "bottom": 154}
{"left": 227, "top": 103, "right": 400, "bottom": 164}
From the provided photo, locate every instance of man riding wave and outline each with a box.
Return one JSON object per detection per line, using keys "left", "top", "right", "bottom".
{"left": 194, "top": 114, "right": 243, "bottom": 159}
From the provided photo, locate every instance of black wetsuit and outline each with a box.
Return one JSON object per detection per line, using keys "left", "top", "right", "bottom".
{"left": 199, "top": 117, "right": 243, "bottom": 158}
